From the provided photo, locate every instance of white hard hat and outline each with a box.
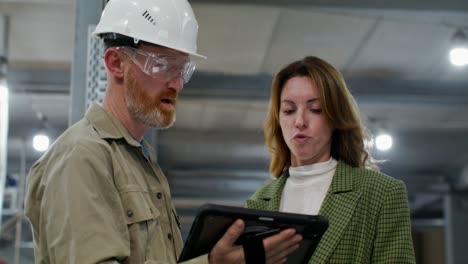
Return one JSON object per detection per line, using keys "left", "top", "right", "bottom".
{"left": 93, "top": 0, "right": 206, "bottom": 59}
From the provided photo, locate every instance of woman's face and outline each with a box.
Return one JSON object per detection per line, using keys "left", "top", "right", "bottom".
{"left": 279, "top": 76, "right": 334, "bottom": 167}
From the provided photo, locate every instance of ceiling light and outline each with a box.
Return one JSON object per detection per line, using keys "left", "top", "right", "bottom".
{"left": 449, "top": 29, "right": 468, "bottom": 67}
{"left": 33, "top": 134, "right": 49, "bottom": 152}
{"left": 375, "top": 134, "right": 393, "bottom": 151}
{"left": 449, "top": 47, "right": 468, "bottom": 66}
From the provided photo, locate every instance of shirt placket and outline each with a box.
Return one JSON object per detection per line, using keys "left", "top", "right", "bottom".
{"left": 141, "top": 147, "right": 181, "bottom": 260}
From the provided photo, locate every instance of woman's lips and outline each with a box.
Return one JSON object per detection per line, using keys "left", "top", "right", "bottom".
{"left": 293, "top": 134, "right": 310, "bottom": 143}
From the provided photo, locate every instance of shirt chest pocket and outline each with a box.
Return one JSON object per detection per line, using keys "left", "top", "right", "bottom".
{"left": 120, "top": 189, "right": 159, "bottom": 224}
{"left": 119, "top": 187, "right": 168, "bottom": 262}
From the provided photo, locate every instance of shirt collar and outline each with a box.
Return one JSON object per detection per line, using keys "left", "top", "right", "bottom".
{"left": 85, "top": 102, "right": 141, "bottom": 147}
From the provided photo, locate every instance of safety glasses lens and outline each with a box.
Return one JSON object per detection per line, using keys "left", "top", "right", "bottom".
{"left": 121, "top": 46, "right": 196, "bottom": 83}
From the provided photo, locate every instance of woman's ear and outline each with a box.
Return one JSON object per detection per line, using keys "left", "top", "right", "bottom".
{"left": 103, "top": 48, "right": 125, "bottom": 79}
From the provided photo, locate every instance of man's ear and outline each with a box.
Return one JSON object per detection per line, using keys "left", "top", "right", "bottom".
{"left": 104, "top": 48, "right": 125, "bottom": 79}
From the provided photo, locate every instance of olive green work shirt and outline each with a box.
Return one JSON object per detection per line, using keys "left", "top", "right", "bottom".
{"left": 25, "top": 103, "right": 208, "bottom": 264}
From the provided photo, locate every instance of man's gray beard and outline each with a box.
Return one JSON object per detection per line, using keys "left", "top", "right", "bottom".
{"left": 126, "top": 93, "right": 176, "bottom": 129}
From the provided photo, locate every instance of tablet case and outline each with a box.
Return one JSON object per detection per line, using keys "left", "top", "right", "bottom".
{"left": 178, "top": 204, "right": 328, "bottom": 263}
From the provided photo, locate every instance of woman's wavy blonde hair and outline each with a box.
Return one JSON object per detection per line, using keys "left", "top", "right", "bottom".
{"left": 265, "top": 56, "right": 377, "bottom": 177}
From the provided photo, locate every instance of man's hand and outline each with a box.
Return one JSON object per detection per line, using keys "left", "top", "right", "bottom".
{"left": 208, "top": 219, "right": 302, "bottom": 264}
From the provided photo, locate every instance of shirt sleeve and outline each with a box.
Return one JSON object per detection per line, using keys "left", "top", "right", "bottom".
{"left": 371, "top": 180, "right": 416, "bottom": 263}
{"left": 38, "top": 144, "right": 130, "bottom": 263}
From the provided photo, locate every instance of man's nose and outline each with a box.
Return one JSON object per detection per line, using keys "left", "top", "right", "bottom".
{"left": 168, "top": 76, "right": 184, "bottom": 92}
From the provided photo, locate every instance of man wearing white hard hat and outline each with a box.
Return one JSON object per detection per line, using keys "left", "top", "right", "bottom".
{"left": 24, "top": 0, "right": 302, "bottom": 263}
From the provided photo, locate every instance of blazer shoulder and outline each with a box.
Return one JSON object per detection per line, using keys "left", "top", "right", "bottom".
{"left": 352, "top": 166, "right": 406, "bottom": 194}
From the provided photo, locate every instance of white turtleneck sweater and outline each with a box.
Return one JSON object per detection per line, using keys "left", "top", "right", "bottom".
{"left": 280, "top": 158, "right": 337, "bottom": 215}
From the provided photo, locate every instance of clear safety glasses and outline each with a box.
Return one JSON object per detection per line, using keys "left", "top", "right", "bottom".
{"left": 119, "top": 46, "right": 196, "bottom": 84}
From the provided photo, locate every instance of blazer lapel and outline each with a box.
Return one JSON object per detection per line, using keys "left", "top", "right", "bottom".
{"left": 245, "top": 175, "right": 287, "bottom": 211}
{"left": 311, "top": 161, "right": 361, "bottom": 263}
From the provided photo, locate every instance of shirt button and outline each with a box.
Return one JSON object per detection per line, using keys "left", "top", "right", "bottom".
{"left": 167, "top": 233, "right": 172, "bottom": 240}
{"left": 127, "top": 210, "right": 134, "bottom": 217}
{"left": 157, "top": 192, "right": 162, "bottom": 199}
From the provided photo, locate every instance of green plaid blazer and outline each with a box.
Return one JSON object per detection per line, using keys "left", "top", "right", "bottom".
{"left": 246, "top": 161, "right": 416, "bottom": 263}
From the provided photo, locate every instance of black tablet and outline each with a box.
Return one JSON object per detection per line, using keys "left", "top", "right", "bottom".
{"left": 178, "top": 204, "right": 328, "bottom": 263}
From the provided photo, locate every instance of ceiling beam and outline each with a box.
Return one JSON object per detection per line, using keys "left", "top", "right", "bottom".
{"left": 7, "top": 68, "right": 70, "bottom": 93}
{"left": 0, "top": 0, "right": 72, "bottom": 4}
{"left": 191, "top": 0, "right": 468, "bottom": 12}
{"left": 186, "top": 72, "right": 468, "bottom": 104}
{"left": 7, "top": 68, "right": 468, "bottom": 104}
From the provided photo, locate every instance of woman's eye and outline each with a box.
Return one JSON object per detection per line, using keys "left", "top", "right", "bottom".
{"left": 310, "top": 108, "right": 322, "bottom": 113}
{"left": 282, "top": 109, "right": 295, "bottom": 115}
